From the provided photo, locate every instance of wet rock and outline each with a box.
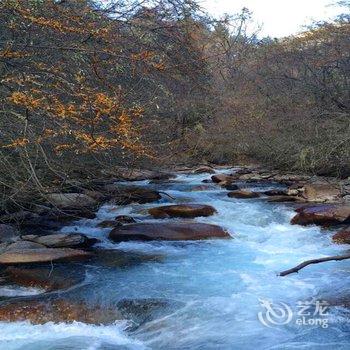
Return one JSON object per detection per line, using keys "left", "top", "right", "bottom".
{"left": 21, "top": 233, "right": 97, "bottom": 249}
{"left": 291, "top": 205, "right": 350, "bottom": 226}
{"left": 263, "top": 189, "right": 288, "bottom": 196}
{"left": 0, "top": 248, "right": 92, "bottom": 264}
{"left": 46, "top": 193, "right": 97, "bottom": 209}
{"left": 192, "top": 166, "right": 215, "bottom": 174}
{"left": 117, "top": 298, "right": 181, "bottom": 328}
{"left": 0, "top": 299, "right": 121, "bottom": 324}
{"left": 224, "top": 183, "right": 240, "bottom": 191}
{"left": 272, "top": 174, "right": 311, "bottom": 183}
{"left": 93, "top": 249, "right": 163, "bottom": 268}
{"left": 332, "top": 227, "right": 350, "bottom": 244}
{"left": 4, "top": 265, "right": 84, "bottom": 292}
{"left": 82, "top": 189, "right": 107, "bottom": 202}
{"left": 97, "top": 220, "right": 122, "bottom": 228}
{"left": 0, "top": 224, "right": 19, "bottom": 243}
{"left": 109, "top": 222, "right": 230, "bottom": 242}
{"left": 227, "top": 190, "right": 260, "bottom": 199}
{"left": 149, "top": 204, "right": 216, "bottom": 219}
{"left": 115, "top": 215, "right": 136, "bottom": 224}
{"left": 267, "top": 195, "right": 300, "bottom": 203}
{"left": 301, "top": 183, "right": 341, "bottom": 203}
{"left": 211, "top": 174, "right": 232, "bottom": 183}
{"left": 113, "top": 187, "right": 161, "bottom": 205}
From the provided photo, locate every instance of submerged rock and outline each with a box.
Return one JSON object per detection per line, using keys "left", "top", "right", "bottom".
{"left": 149, "top": 204, "right": 216, "bottom": 219}
{"left": 109, "top": 222, "right": 230, "bottom": 242}
{"left": 227, "top": 190, "right": 260, "bottom": 199}
{"left": 0, "top": 248, "right": 92, "bottom": 264}
{"left": 291, "top": 205, "right": 350, "bottom": 226}
{"left": 93, "top": 249, "right": 163, "bottom": 268}
{"left": 21, "top": 233, "right": 97, "bottom": 249}
{"left": 193, "top": 166, "right": 215, "bottom": 174}
{"left": 115, "top": 215, "right": 136, "bottom": 224}
{"left": 263, "top": 189, "right": 288, "bottom": 196}
{"left": 97, "top": 220, "right": 122, "bottom": 228}
{"left": 4, "top": 265, "right": 84, "bottom": 292}
{"left": 0, "top": 299, "right": 121, "bottom": 324}
{"left": 332, "top": 227, "right": 350, "bottom": 244}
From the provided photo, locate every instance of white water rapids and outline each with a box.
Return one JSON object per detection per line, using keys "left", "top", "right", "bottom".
{"left": 1, "top": 169, "right": 349, "bottom": 349}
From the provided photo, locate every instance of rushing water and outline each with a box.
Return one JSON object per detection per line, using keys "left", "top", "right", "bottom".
{"left": 1, "top": 169, "right": 350, "bottom": 350}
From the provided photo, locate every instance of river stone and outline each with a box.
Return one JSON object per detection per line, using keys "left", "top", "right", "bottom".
{"left": 113, "top": 187, "right": 161, "bottom": 204}
{"left": 263, "top": 189, "right": 288, "bottom": 196}
{"left": 149, "top": 204, "right": 216, "bottom": 219}
{"left": 0, "top": 248, "right": 92, "bottom": 264}
{"left": 227, "top": 190, "right": 260, "bottom": 199}
{"left": 267, "top": 195, "right": 300, "bottom": 203}
{"left": 109, "top": 223, "right": 230, "bottom": 242}
{"left": 97, "top": 220, "right": 122, "bottom": 228}
{"left": 21, "top": 233, "right": 97, "bottom": 248}
{"left": 291, "top": 205, "right": 350, "bottom": 226}
{"left": 46, "top": 193, "right": 97, "bottom": 209}
{"left": 5, "top": 265, "right": 84, "bottom": 292}
{"left": 211, "top": 174, "right": 232, "bottom": 183}
{"left": 301, "top": 183, "right": 341, "bottom": 203}
{"left": 0, "top": 299, "right": 121, "bottom": 324}
{"left": 0, "top": 224, "right": 20, "bottom": 243}
{"left": 332, "top": 227, "right": 350, "bottom": 244}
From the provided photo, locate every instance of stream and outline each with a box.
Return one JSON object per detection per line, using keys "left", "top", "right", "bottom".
{"left": 1, "top": 168, "right": 350, "bottom": 349}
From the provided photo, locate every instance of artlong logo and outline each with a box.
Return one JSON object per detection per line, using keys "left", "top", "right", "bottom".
{"left": 258, "top": 298, "right": 329, "bottom": 328}
{"left": 258, "top": 299, "right": 293, "bottom": 327}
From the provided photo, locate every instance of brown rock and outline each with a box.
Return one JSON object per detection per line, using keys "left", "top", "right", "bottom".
{"left": 5, "top": 266, "right": 84, "bottom": 292}
{"left": 0, "top": 299, "right": 121, "bottom": 324}
{"left": 6, "top": 241, "right": 46, "bottom": 251}
{"left": 227, "top": 190, "right": 260, "bottom": 199}
{"left": 191, "top": 185, "right": 212, "bottom": 191}
{"left": 291, "top": 205, "right": 350, "bottom": 226}
{"left": 113, "top": 187, "right": 161, "bottom": 204}
{"left": 332, "top": 227, "right": 350, "bottom": 244}
{"left": 263, "top": 189, "right": 287, "bottom": 196}
{"left": 211, "top": 174, "right": 232, "bottom": 183}
{"left": 301, "top": 183, "right": 341, "bottom": 203}
{"left": 149, "top": 204, "right": 216, "bottom": 219}
{"left": 97, "top": 220, "right": 121, "bottom": 228}
{"left": 267, "top": 195, "right": 300, "bottom": 203}
{"left": 21, "top": 233, "right": 97, "bottom": 249}
{"left": 109, "top": 222, "right": 230, "bottom": 242}
{"left": 115, "top": 215, "right": 136, "bottom": 224}
{"left": 0, "top": 248, "right": 92, "bottom": 264}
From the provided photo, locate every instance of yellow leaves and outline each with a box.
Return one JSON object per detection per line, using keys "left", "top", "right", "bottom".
{"left": 9, "top": 92, "right": 43, "bottom": 109}
{"left": 0, "top": 48, "right": 29, "bottom": 59}
{"left": 2, "top": 138, "right": 29, "bottom": 149}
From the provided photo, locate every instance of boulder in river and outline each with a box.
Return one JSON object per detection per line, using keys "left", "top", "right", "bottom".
{"left": 21, "top": 233, "right": 97, "bottom": 248}
{"left": 332, "top": 227, "right": 350, "bottom": 244}
{"left": 291, "top": 205, "right": 350, "bottom": 226}
{"left": 0, "top": 299, "right": 121, "bottom": 324}
{"left": 211, "top": 174, "right": 233, "bottom": 183}
{"left": 149, "top": 204, "right": 216, "bottom": 219}
{"left": 267, "top": 195, "right": 300, "bottom": 203}
{"left": 46, "top": 193, "right": 97, "bottom": 209}
{"left": 0, "top": 248, "right": 92, "bottom": 264}
{"left": 115, "top": 215, "right": 136, "bottom": 224}
{"left": 227, "top": 190, "right": 260, "bottom": 199}
{"left": 109, "top": 222, "right": 230, "bottom": 242}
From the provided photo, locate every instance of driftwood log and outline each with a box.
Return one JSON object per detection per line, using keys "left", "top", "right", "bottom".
{"left": 279, "top": 253, "right": 350, "bottom": 276}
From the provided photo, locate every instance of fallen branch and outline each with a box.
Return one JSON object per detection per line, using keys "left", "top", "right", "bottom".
{"left": 279, "top": 253, "right": 350, "bottom": 276}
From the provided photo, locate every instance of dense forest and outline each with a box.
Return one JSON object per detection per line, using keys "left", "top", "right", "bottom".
{"left": 0, "top": 0, "right": 349, "bottom": 208}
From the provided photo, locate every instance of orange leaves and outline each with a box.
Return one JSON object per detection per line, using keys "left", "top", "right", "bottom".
{"left": 9, "top": 92, "right": 43, "bottom": 110}
{"left": 2, "top": 138, "right": 29, "bottom": 149}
